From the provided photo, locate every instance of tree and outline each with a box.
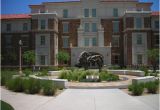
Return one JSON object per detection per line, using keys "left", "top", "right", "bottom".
{"left": 56, "top": 51, "right": 70, "bottom": 65}
{"left": 147, "top": 49, "right": 159, "bottom": 72}
{"left": 23, "top": 50, "right": 35, "bottom": 65}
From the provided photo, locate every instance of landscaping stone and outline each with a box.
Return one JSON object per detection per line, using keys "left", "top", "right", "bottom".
{"left": 132, "top": 76, "right": 156, "bottom": 84}
{"left": 108, "top": 70, "right": 145, "bottom": 76}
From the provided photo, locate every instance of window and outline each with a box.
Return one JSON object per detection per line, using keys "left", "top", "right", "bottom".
{"left": 113, "top": 55, "right": 120, "bottom": 64}
{"left": 113, "top": 21, "right": 119, "bottom": 33}
{"left": 92, "top": 9, "right": 96, "bottom": 17}
{"left": 137, "top": 54, "right": 142, "bottom": 64}
{"left": 154, "top": 21, "right": 159, "bottom": 29}
{"left": 6, "top": 23, "right": 11, "bottom": 32}
{"left": 113, "top": 8, "right": 118, "bottom": 17}
{"left": 40, "top": 36, "right": 45, "bottom": 45}
{"left": 5, "top": 35, "right": 12, "bottom": 47}
{"left": 63, "top": 9, "right": 68, "bottom": 18}
{"left": 135, "top": 17, "right": 142, "bottom": 28}
{"left": 155, "top": 35, "right": 159, "bottom": 45}
{"left": 84, "top": 23, "right": 90, "bottom": 32}
{"left": 112, "top": 36, "right": 119, "bottom": 47}
{"left": 84, "top": 9, "right": 89, "bottom": 17}
{"left": 137, "top": 34, "right": 142, "bottom": 45}
{"left": 92, "top": 23, "right": 97, "bottom": 32}
{"left": 40, "top": 20, "right": 46, "bottom": 29}
{"left": 63, "top": 23, "right": 69, "bottom": 33}
{"left": 21, "top": 36, "right": 29, "bottom": 47}
{"left": 23, "top": 23, "right": 28, "bottom": 31}
{"left": 40, "top": 55, "right": 45, "bottom": 65}
{"left": 62, "top": 37, "right": 69, "bottom": 48}
{"left": 84, "top": 38, "right": 89, "bottom": 46}
{"left": 92, "top": 37, "right": 97, "bottom": 46}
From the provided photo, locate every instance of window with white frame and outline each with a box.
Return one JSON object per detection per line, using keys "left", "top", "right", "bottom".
{"left": 40, "top": 55, "right": 45, "bottom": 65}
{"left": 92, "top": 23, "right": 97, "bottom": 32}
{"left": 84, "top": 23, "right": 90, "bottom": 32}
{"left": 92, "top": 37, "right": 97, "bottom": 46}
{"left": 135, "top": 17, "right": 142, "bottom": 28}
{"left": 63, "top": 23, "right": 69, "bottom": 33}
{"left": 62, "top": 37, "right": 69, "bottom": 48}
{"left": 92, "top": 9, "right": 96, "bottom": 17}
{"left": 40, "top": 20, "right": 46, "bottom": 29}
{"left": 136, "top": 34, "right": 142, "bottom": 45}
{"left": 113, "top": 21, "right": 119, "bottom": 33}
{"left": 63, "top": 9, "right": 68, "bottom": 18}
{"left": 84, "top": 37, "right": 89, "bottom": 46}
{"left": 112, "top": 36, "right": 119, "bottom": 47}
{"left": 113, "top": 8, "right": 118, "bottom": 17}
{"left": 40, "top": 36, "right": 45, "bottom": 45}
{"left": 84, "top": 9, "right": 89, "bottom": 17}
{"left": 137, "top": 54, "right": 143, "bottom": 64}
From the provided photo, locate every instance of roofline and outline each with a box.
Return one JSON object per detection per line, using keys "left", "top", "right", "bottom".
{"left": 100, "top": 0, "right": 138, "bottom": 3}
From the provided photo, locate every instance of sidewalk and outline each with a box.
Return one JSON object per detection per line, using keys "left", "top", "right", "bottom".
{"left": 1, "top": 87, "right": 157, "bottom": 110}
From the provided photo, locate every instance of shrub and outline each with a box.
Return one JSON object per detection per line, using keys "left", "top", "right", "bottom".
{"left": 108, "top": 65, "right": 121, "bottom": 70}
{"left": 1, "top": 70, "right": 17, "bottom": 86}
{"left": 128, "top": 83, "right": 144, "bottom": 96}
{"left": 24, "top": 78, "right": 41, "bottom": 94}
{"left": 139, "top": 66, "right": 149, "bottom": 76}
{"left": 41, "top": 80, "right": 57, "bottom": 96}
{"left": 99, "top": 71, "right": 119, "bottom": 81}
{"left": 23, "top": 69, "right": 32, "bottom": 77}
{"left": 146, "top": 81, "right": 158, "bottom": 94}
{"left": 6, "top": 77, "right": 24, "bottom": 92}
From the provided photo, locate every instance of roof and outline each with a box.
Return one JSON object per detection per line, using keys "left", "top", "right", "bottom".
{"left": 101, "top": 0, "right": 138, "bottom": 2}
{"left": 151, "top": 11, "right": 160, "bottom": 16}
{"left": 1, "top": 14, "right": 31, "bottom": 20}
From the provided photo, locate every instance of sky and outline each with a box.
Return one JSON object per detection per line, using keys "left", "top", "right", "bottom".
{"left": 1, "top": 0, "right": 159, "bottom": 14}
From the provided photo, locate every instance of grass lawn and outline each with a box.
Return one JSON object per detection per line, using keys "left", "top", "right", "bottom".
{"left": 1, "top": 100, "right": 14, "bottom": 110}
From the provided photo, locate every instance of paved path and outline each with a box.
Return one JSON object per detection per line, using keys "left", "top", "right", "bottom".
{"left": 135, "top": 94, "right": 159, "bottom": 110}
{"left": 1, "top": 87, "right": 157, "bottom": 110}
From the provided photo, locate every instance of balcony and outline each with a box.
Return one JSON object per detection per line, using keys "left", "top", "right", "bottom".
{"left": 125, "top": 8, "right": 151, "bottom": 14}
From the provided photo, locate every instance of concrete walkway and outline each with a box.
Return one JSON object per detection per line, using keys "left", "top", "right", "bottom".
{"left": 1, "top": 87, "right": 157, "bottom": 110}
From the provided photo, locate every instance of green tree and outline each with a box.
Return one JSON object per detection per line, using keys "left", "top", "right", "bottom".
{"left": 147, "top": 49, "right": 159, "bottom": 72}
{"left": 56, "top": 51, "right": 70, "bottom": 65}
{"left": 23, "top": 50, "right": 35, "bottom": 65}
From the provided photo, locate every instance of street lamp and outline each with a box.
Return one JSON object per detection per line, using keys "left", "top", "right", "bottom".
{"left": 19, "top": 40, "right": 23, "bottom": 75}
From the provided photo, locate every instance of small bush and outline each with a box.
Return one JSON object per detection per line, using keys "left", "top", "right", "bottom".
{"left": 6, "top": 77, "right": 24, "bottom": 92}
{"left": 99, "top": 71, "right": 119, "bottom": 81}
{"left": 108, "top": 65, "right": 121, "bottom": 70}
{"left": 24, "top": 78, "right": 41, "bottom": 94}
{"left": 128, "top": 83, "right": 144, "bottom": 96}
{"left": 146, "top": 81, "right": 158, "bottom": 94}
{"left": 139, "top": 66, "right": 149, "bottom": 76}
{"left": 41, "top": 80, "right": 57, "bottom": 96}
{"left": 23, "top": 69, "right": 32, "bottom": 77}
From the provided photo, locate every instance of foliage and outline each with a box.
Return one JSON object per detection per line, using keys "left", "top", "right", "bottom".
{"left": 128, "top": 83, "right": 144, "bottom": 96}
{"left": 56, "top": 51, "right": 70, "bottom": 64}
{"left": 145, "top": 81, "right": 159, "bottom": 94}
{"left": 1, "top": 100, "right": 14, "bottom": 110}
{"left": 23, "top": 69, "right": 33, "bottom": 77}
{"left": 41, "top": 80, "right": 57, "bottom": 96}
{"left": 147, "top": 49, "right": 159, "bottom": 72}
{"left": 1, "top": 70, "right": 18, "bottom": 86}
{"left": 59, "top": 69, "right": 119, "bottom": 82}
{"left": 99, "top": 71, "right": 119, "bottom": 81}
{"left": 23, "top": 50, "right": 35, "bottom": 65}
{"left": 139, "top": 66, "right": 149, "bottom": 76}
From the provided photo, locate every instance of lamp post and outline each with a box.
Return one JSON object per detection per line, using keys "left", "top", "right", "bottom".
{"left": 19, "top": 40, "right": 23, "bottom": 75}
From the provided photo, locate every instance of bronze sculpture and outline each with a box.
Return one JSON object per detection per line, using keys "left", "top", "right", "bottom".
{"left": 76, "top": 51, "right": 104, "bottom": 72}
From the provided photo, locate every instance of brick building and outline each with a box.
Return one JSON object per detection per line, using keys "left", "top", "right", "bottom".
{"left": 1, "top": 0, "right": 159, "bottom": 67}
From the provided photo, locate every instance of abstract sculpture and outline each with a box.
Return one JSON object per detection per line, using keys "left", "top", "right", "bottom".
{"left": 76, "top": 51, "right": 104, "bottom": 72}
